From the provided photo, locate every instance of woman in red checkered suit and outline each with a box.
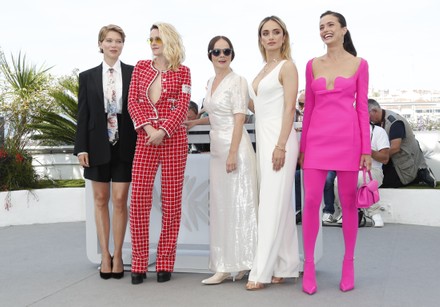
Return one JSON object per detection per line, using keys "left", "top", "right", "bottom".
{"left": 128, "top": 22, "right": 191, "bottom": 285}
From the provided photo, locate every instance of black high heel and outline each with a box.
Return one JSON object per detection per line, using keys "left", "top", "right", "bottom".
{"left": 112, "top": 258, "right": 125, "bottom": 279}
{"left": 100, "top": 269, "right": 112, "bottom": 279}
{"left": 99, "top": 257, "right": 112, "bottom": 280}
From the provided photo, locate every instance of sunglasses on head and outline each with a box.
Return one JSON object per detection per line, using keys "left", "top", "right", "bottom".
{"left": 209, "top": 48, "right": 233, "bottom": 57}
{"left": 148, "top": 36, "right": 162, "bottom": 44}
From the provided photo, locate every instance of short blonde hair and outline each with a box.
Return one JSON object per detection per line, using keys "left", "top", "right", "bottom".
{"left": 151, "top": 22, "right": 185, "bottom": 71}
{"left": 257, "top": 16, "right": 292, "bottom": 62}
{"left": 98, "top": 24, "right": 126, "bottom": 53}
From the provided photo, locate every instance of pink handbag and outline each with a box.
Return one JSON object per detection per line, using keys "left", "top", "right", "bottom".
{"left": 356, "top": 168, "right": 380, "bottom": 209}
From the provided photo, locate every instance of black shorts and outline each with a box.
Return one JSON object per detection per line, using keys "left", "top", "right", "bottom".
{"left": 83, "top": 142, "right": 132, "bottom": 183}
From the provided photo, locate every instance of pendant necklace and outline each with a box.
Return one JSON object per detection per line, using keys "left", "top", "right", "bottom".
{"left": 261, "top": 58, "right": 281, "bottom": 75}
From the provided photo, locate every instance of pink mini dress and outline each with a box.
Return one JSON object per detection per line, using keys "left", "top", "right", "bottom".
{"left": 300, "top": 58, "right": 371, "bottom": 171}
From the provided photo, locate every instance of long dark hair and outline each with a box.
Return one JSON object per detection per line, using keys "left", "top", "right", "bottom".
{"left": 320, "top": 10, "right": 357, "bottom": 56}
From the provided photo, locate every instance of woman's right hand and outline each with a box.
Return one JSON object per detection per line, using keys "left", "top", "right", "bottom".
{"left": 146, "top": 129, "right": 166, "bottom": 146}
{"left": 78, "top": 153, "right": 89, "bottom": 168}
{"left": 298, "top": 152, "right": 304, "bottom": 169}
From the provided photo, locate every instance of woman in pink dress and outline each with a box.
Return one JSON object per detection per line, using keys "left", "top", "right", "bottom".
{"left": 299, "top": 11, "right": 372, "bottom": 294}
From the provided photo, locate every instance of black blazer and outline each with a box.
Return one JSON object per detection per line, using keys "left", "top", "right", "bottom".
{"left": 74, "top": 62, "right": 137, "bottom": 166}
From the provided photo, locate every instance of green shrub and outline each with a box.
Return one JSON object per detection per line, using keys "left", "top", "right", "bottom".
{"left": 35, "top": 179, "right": 85, "bottom": 189}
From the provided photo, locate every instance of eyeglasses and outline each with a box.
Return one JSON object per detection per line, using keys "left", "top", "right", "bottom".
{"left": 148, "top": 37, "right": 162, "bottom": 44}
{"left": 209, "top": 48, "right": 233, "bottom": 57}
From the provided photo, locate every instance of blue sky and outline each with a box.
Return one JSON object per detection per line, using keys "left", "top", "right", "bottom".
{"left": 1, "top": 0, "right": 439, "bottom": 101}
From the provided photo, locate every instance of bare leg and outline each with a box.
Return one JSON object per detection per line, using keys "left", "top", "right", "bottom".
{"left": 92, "top": 181, "right": 112, "bottom": 273}
{"left": 111, "top": 181, "right": 130, "bottom": 273}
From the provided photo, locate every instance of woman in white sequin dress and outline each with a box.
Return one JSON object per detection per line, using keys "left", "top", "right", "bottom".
{"left": 186, "top": 36, "right": 258, "bottom": 285}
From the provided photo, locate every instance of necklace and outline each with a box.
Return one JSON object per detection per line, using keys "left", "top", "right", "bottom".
{"left": 261, "top": 58, "right": 281, "bottom": 75}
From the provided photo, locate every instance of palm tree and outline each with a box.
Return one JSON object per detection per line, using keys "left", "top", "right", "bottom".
{"left": 29, "top": 71, "right": 78, "bottom": 145}
{"left": 0, "top": 49, "right": 54, "bottom": 150}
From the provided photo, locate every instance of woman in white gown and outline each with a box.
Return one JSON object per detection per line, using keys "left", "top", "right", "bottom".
{"left": 246, "top": 16, "right": 300, "bottom": 290}
{"left": 186, "top": 36, "right": 258, "bottom": 285}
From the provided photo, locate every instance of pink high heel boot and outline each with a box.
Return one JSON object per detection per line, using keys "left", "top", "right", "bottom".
{"left": 302, "top": 260, "right": 317, "bottom": 295}
{"left": 340, "top": 258, "right": 355, "bottom": 292}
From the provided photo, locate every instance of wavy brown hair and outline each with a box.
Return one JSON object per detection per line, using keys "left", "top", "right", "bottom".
{"left": 257, "top": 16, "right": 292, "bottom": 62}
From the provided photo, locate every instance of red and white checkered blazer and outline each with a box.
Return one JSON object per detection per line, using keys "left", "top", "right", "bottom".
{"left": 128, "top": 60, "right": 191, "bottom": 137}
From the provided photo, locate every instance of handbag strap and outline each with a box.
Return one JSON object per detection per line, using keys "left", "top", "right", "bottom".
{"left": 362, "top": 125, "right": 375, "bottom": 185}
{"left": 362, "top": 167, "right": 373, "bottom": 183}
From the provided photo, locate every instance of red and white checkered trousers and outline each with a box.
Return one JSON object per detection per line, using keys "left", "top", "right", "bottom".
{"left": 130, "top": 126, "right": 188, "bottom": 273}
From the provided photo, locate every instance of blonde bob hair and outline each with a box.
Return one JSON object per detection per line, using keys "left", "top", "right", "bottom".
{"left": 151, "top": 22, "right": 185, "bottom": 71}
{"left": 257, "top": 16, "right": 292, "bottom": 62}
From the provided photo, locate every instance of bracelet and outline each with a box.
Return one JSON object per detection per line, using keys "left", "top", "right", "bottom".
{"left": 275, "top": 145, "right": 286, "bottom": 153}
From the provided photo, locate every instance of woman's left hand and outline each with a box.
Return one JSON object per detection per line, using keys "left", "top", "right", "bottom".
{"left": 147, "top": 129, "right": 166, "bottom": 146}
{"left": 184, "top": 120, "right": 197, "bottom": 130}
{"left": 359, "top": 154, "right": 372, "bottom": 171}
{"left": 272, "top": 147, "right": 286, "bottom": 171}
{"left": 226, "top": 153, "right": 237, "bottom": 173}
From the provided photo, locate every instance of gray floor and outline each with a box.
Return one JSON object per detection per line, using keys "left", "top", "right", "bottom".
{"left": 1, "top": 222, "right": 439, "bottom": 307}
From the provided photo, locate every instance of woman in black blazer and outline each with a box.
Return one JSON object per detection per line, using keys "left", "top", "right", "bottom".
{"left": 74, "top": 24, "right": 136, "bottom": 279}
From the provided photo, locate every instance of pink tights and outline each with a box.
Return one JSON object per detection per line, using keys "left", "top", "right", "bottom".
{"left": 302, "top": 169, "right": 358, "bottom": 293}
